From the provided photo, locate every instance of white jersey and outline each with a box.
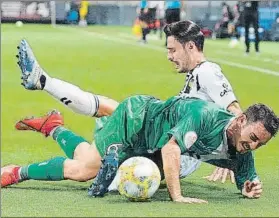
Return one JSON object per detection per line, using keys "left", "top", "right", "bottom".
{"left": 179, "top": 61, "right": 237, "bottom": 110}
{"left": 178, "top": 61, "right": 237, "bottom": 178}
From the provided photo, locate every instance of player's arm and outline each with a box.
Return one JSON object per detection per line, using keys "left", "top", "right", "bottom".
{"left": 161, "top": 137, "right": 207, "bottom": 204}
{"left": 161, "top": 137, "right": 182, "bottom": 201}
{"left": 227, "top": 101, "right": 242, "bottom": 116}
{"left": 235, "top": 151, "right": 262, "bottom": 199}
{"left": 200, "top": 64, "right": 240, "bottom": 114}
{"left": 200, "top": 64, "right": 240, "bottom": 183}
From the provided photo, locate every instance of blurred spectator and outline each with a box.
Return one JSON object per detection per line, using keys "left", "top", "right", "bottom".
{"left": 147, "top": 1, "right": 158, "bottom": 33}
{"left": 67, "top": 1, "right": 79, "bottom": 24}
{"left": 229, "top": 2, "right": 241, "bottom": 48}
{"left": 243, "top": 1, "right": 259, "bottom": 54}
{"left": 270, "top": 15, "right": 279, "bottom": 41}
{"left": 156, "top": 1, "right": 165, "bottom": 39}
{"left": 165, "top": 0, "right": 184, "bottom": 24}
{"left": 137, "top": 0, "right": 150, "bottom": 43}
{"left": 165, "top": 0, "right": 185, "bottom": 45}
{"left": 214, "top": 2, "right": 234, "bottom": 39}
{"left": 79, "top": 0, "right": 89, "bottom": 26}
{"left": 221, "top": 2, "right": 234, "bottom": 34}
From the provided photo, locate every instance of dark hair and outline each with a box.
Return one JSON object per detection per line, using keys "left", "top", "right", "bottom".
{"left": 244, "top": 103, "right": 279, "bottom": 137}
{"left": 163, "top": 20, "right": 204, "bottom": 51}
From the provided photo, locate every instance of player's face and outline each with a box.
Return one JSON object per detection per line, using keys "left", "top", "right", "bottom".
{"left": 167, "top": 36, "right": 191, "bottom": 73}
{"left": 235, "top": 119, "right": 271, "bottom": 154}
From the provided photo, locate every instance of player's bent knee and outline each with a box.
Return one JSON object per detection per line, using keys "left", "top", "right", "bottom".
{"left": 64, "top": 160, "right": 98, "bottom": 182}
{"left": 97, "top": 95, "right": 119, "bottom": 117}
{"left": 73, "top": 142, "right": 102, "bottom": 165}
{"left": 73, "top": 142, "right": 93, "bottom": 160}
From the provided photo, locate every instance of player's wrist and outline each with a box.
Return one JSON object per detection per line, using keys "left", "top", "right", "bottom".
{"left": 172, "top": 194, "right": 183, "bottom": 201}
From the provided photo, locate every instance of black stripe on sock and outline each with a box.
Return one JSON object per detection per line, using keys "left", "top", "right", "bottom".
{"left": 92, "top": 95, "right": 99, "bottom": 117}
{"left": 65, "top": 100, "right": 72, "bottom": 105}
{"left": 60, "top": 97, "right": 67, "bottom": 102}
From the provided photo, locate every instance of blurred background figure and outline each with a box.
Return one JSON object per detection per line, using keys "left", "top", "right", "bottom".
{"left": 214, "top": 2, "right": 234, "bottom": 39}
{"left": 165, "top": 0, "right": 185, "bottom": 46}
{"left": 156, "top": 1, "right": 165, "bottom": 39}
{"left": 66, "top": 1, "right": 79, "bottom": 25}
{"left": 228, "top": 1, "right": 241, "bottom": 48}
{"left": 147, "top": 1, "right": 158, "bottom": 34}
{"left": 243, "top": 1, "right": 260, "bottom": 54}
{"left": 132, "top": 18, "right": 142, "bottom": 38}
{"left": 137, "top": 0, "right": 150, "bottom": 44}
{"left": 222, "top": 2, "right": 234, "bottom": 35}
{"left": 78, "top": 0, "right": 89, "bottom": 27}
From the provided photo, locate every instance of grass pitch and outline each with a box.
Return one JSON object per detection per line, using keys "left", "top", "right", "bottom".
{"left": 1, "top": 24, "right": 279, "bottom": 217}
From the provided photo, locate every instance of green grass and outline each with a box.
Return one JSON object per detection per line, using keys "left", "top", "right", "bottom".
{"left": 1, "top": 24, "right": 279, "bottom": 217}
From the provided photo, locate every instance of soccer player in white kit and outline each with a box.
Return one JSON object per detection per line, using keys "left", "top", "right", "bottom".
{"left": 165, "top": 20, "right": 242, "bottom": 182}
{"left": 16, "top": 20, "right": 241, "bottom": 189}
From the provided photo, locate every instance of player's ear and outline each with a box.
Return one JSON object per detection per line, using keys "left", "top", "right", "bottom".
{"left": 188, "top": 41, "right": 195, "bottom": 50}
{"left": 237, "top": 114, "right": 247, "bottom": 127}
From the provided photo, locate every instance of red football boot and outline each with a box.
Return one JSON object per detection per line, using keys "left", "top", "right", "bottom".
{"left": 1, "top": 165, "right": 20, "bottom": 187}
{"left": 15, "top": 110, "right": 64, "bottom": 137}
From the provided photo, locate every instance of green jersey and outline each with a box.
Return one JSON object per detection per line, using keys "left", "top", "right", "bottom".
{"left": 94, "top": 95, "right": 258, "bottom": 190}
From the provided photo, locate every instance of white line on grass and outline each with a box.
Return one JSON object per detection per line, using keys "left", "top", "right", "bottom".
{"left": 215, "top": 50, "right": 279, "bottom": 64}
{"left": 60, "top": 26, "right": 279, "bottom": 77}
{"left": 209, "top": 58, "right": 279, "bottom": 77}
{"left": 118, "top": 33, "right": 279, "bottom": 66}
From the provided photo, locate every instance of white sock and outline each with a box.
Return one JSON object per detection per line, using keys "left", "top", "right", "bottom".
{"left": 43, "top": 78, "right": 99, "bottom": 117}
{"left": 18, "top": 167, "right": 22, "bottom": 180}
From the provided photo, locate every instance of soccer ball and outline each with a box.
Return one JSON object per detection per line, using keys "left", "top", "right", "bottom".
{"left": 15, "top": 21, "right": 23, "bottom": 27}
{"left": 117, "top": 156, "right": 161, "bottom": 201}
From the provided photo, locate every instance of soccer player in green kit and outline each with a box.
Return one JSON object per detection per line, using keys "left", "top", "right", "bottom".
{"left": 2, "top": 94, "right": 278, "bottom": 204}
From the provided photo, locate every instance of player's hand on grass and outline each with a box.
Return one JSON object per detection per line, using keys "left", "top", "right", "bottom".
{"left": 173, "top": 196, "right": 208, "bottom": 204}
{"left": 242, "top": 180, "right": 262, "bottom": 199}
{"left": 203, "top": 167, "right": 235, "bottom": 184}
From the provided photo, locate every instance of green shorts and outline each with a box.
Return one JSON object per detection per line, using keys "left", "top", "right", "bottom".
{"left": 94, "top": 95, "right": 157, "bottom": 162}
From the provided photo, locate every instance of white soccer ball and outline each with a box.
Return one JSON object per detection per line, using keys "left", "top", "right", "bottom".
{"left": 117, "top": 156, "right": 161, "bottom": 201}
{"left": 15, "top": 21, "right": 23, "bottom": 27}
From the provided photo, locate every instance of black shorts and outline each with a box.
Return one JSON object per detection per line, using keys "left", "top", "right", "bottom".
{"left": 148, "top": 7, "right": 157, "bottom": 23}
{"left": 139, "top": 8, "right": 157, "bottom": 24}
{"left": 165, "top": 8, "right": 180, "bottom": 24}
{"left": 139, "top": 9, "right": 150, "bottom": 23}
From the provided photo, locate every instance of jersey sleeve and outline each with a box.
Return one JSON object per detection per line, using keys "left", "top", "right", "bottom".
{"left": 167, "top": 111, "right": 203, "bottom": 154}
{"left": 199, "top": 63, "right": 238, "bottom": 109}
{"left": 234, "top": 151, "right": 259, "bottom": 190}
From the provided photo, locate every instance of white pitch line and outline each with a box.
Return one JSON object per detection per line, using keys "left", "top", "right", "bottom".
{"left": 60, "top": 26, "right": 279, "bottom": 77}
{"left": 209, "top": 58, "right": 279, "bottom": 77}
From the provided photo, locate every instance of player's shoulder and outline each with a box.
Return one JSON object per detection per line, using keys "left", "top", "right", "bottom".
{"left": 202, "top": 101, "right": 234, "bottom": 123}
{"left": 196, "top": 61, "right": 226, "bottom": 80}
{"left": 197, "top": 61, "right": 222, "bottom": 73}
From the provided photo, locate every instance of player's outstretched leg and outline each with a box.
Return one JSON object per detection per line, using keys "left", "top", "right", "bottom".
{"left": 1, "top": 153, "right": 102, "bottom": 188}
{"left": 1, "top": 157, "right": 67, "bottom": 188}
{"left": 2, "top": 130, "right": 103, "bottom": 187}
{"left": 15, "top": 109, "right": 64, "bottom": 137}
{"left": 17, "top": 39, "right": 49, "bottom": 90}
{"left": 16, "top": 39, "right": 118, "bottom": 117}
{"left": 15, "top": 110, "right": 87, "bottom": 160}
{"left": 3, "top": 112, "right": 103, "bottom": 188}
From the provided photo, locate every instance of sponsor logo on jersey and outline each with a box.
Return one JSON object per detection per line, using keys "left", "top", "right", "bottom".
{"left": 184, "top": 131, "right": 198, "bottom": 149}
{"left": 220, "top": 83, "right": 232, "bottom": 97}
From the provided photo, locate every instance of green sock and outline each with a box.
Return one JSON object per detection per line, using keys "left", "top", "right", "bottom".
{"left": 20, "top": 157, "right": 66, "bottom": 181}
{"left": 52, "top": 127, "right": 88, "bottom": 159}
